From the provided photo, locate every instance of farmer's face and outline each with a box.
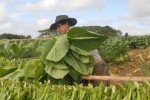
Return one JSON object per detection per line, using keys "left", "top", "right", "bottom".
{"left": 56, "top": 22, "right": 70, "bottom": 34}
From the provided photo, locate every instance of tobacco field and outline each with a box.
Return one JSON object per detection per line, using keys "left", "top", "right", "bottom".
{"left": 0, "top": 27, "right": 150, "bottom": 99}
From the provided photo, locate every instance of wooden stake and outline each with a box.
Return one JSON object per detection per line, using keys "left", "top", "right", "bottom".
{"left": 83, "top": 75, "right": 150, "bottom": 82}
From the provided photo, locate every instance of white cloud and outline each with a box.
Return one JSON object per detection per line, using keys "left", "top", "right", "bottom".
{"left": 16, "top": 0, "right": 104, "bottom": 12}
{"left": 115, "top": 22, "right": 150, "bottom": 36}
{"left": 128, "top": 0, "right": 150, "bottom": 18}
{"left": 78, "top": 17, "right": 113, "bottom": 26}
{"left": 1, "top": 0, "right": 149, "bottom": 38}
{"left": 16, "top": 0, "right": 58, "bottom": 12}
{"left": 0, "top": 18, "right": 38, "bottom": 38}
{"left": 0, "top": 4, "right": 8, "bottom": 22}
{"left": 0, "top": 3, "right": 12, "bottom": 33}
{"left": 0, "top": 23, "right": 11, "bottom": 30}
{"left": 9, "top": 0, "right": 105, "bottom": 38}
{"left": 59, "top": 0, "right": 104, "bottom": 11}
{"left": 0, "top": 17, "right": 51, "bottom": 38}
{"left": 37, "top": 18, "right": 50, "bottom": 26}
{"left": 115, "top": 0, "right": 150, "bottom": 35}
{"left": 136, "top": 17, "right": 150, "bottom": 26}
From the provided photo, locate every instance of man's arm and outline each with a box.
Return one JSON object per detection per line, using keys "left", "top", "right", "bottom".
{"left": 91, "top": 49, "right": 110, "bottom": 86}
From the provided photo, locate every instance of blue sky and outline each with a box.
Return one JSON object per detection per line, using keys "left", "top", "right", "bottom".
{"left": 0, "top": 0, "right": 150, "bottom": 38}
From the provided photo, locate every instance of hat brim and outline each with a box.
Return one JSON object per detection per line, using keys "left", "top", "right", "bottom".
{"left": 50, "top": 18, "right": 77, "bottom": 30}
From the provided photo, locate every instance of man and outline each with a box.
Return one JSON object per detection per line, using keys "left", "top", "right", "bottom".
{"left": 50, "top": 15, "right": 109, "bottom": 86}
{"left": 50, "top": 15, "right": 77, "bottom": 34}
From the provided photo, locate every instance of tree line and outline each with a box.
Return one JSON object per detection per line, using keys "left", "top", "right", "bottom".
{"left": 0, "top": 26, "right": 123, "bottom": 39}
{"left": 0, "top": 33, "right": 31, "bottom": 39}
{"left": 38, "top": 25, "right": 122, "bottom": 38}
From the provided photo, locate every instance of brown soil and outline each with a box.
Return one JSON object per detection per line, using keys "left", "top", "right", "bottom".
{"left": 110, "top": 47, "right": 150, "bottom": 77}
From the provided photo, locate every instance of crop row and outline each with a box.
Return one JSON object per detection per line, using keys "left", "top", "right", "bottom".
{"left": 0, "top": 79, "right": 149, "bottom": 100}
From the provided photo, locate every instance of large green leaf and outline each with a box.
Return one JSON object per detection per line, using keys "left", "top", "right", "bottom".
{"left": 67, "top": 27, "right": 105, "bottom": 38}
{"left": 70, "top": 45, "right": 92, "bottom": 56}
{"left": 64, "top": 53, "right": 82, "bottom": 73}
{"left": 0, "top": 69, "right": 24, "bottom": 80}
{"left": 47, "top": 74, "right": 72, "bottom": 85}
{"left": 26, "top": 42, "right": 34, "bottom": 49}
{"left": 67, "top": 27, "right": 109, "bottom": 51}
{"left": 44, "top": 60, "right": 69, "bottom": 79}
{"left": 76, "top": 58, "right": 89, "bottom": 75}
{"left": 44, "top": 60, "right": 68, "bottom": 69}
{"left": 45, "top": 66, "right": 69, "bottom": 79}
{"left": 86, "top": 56, "right": 95, "bottom": 74}
{"left": 46, "top": 35, "right": 69, "bottom": 62}
{"left": 41, "top": 39, "right": 56, "bottom": 59}
{"left": 24, "top": 59, "right": 45, "bottom": 80}
{"left": 64, "top": 53, "right": 88, "bottom": 75}
{"left": 0, "top": 66, "right": 17, "bottom": 77}
{"left": 70, "top": 38, "right": 107, "bottom": 51}
{"left": 10, "top": 42, "right": 19, "bottom": 54}
{"left": 68, "top": 65, "right": 81, "bottom": 81}
{"left": 71, "top": 51, "right": 90, "bottom": 63}
{"left": 4, "top": 41, "right": 10, "bottom": 49}
{"left": 54, "top": 62, "right": 68, "bottom": 69}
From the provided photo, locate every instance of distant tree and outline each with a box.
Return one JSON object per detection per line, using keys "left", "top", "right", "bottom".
{"left": 38, "top": 29, "right": 57, "bottom": 38}
{"left": 26, "top": 35, "right": 32, "bottom": 39}
{"left": 82, "top": 26, "right": 122, "bottom": 36}
{"left": 125, "top": 32, "right": 129, "bottom": 37}
{"left": 0, "top": 33, "right": 32, "bottom": 39}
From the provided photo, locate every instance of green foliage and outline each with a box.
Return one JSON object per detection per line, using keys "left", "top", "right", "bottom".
{"left": 0, "top": 28, "right": 150, "bottom": 99}
{"left": 41, "top": 39, "right": 55, "bottom": 59}
{"left": 98, "top": 35, "right": 150, "bottom": 63}
{"left": 126, "top": 35, "right": 150, "bottom": 49}
{"left": 2, "top": 29, "right": 150, "bottom": 85}
{"left": 67, "top": 27, "right": 109, "bottom": 51}
{"left": 46, "top": 35, "right": 69, "bottom": 62}
{"left": 0, "top": 33, "right": 31, "bottom": 39}
{"left": 0, "top": 66, "right": 17, "bottom": 77}
{"left": 38, "top": 29, "right": 57, "bottom": 38}
{"left": 0, "top": 58, "right": 27, "bottom": 80}
{"left": 99, "top": 36, "right": 129, "bottom": 62}
{"left": 24, "top": 59, "right": 45, "bottom": 80}
{"left": 0, "top": 80, "right": 150, "bottom": 100}
{"left": 0, "top": 28, "right": 150, "bottom": 86}
{"left": 22, "top": 27, "right": 108, "bottom": 84}
{"left": 44, "top": 61, "right": 69, "bottom": 79}
{"left": 81, "top": 26, "right": 122, "bottom": 36}
{"left": 38, "top": 25, "right": 122, "bottom": 37}
{"left": 0, "top": 39, "right": 43, "bottom": 59}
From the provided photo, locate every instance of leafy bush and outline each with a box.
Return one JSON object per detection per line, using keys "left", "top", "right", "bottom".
{"left": 0, "top": 40, "right": 43, "bottom": 59}
{"left": 99, "top": 37, "right": 129, "bottom": 62}
{"left": 126, "top": 35, "right": 150, "bottom": 49}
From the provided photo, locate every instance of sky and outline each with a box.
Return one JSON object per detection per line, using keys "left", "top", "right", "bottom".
{"left": 0, "top": 0, "right": 150, "bottom": 38}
